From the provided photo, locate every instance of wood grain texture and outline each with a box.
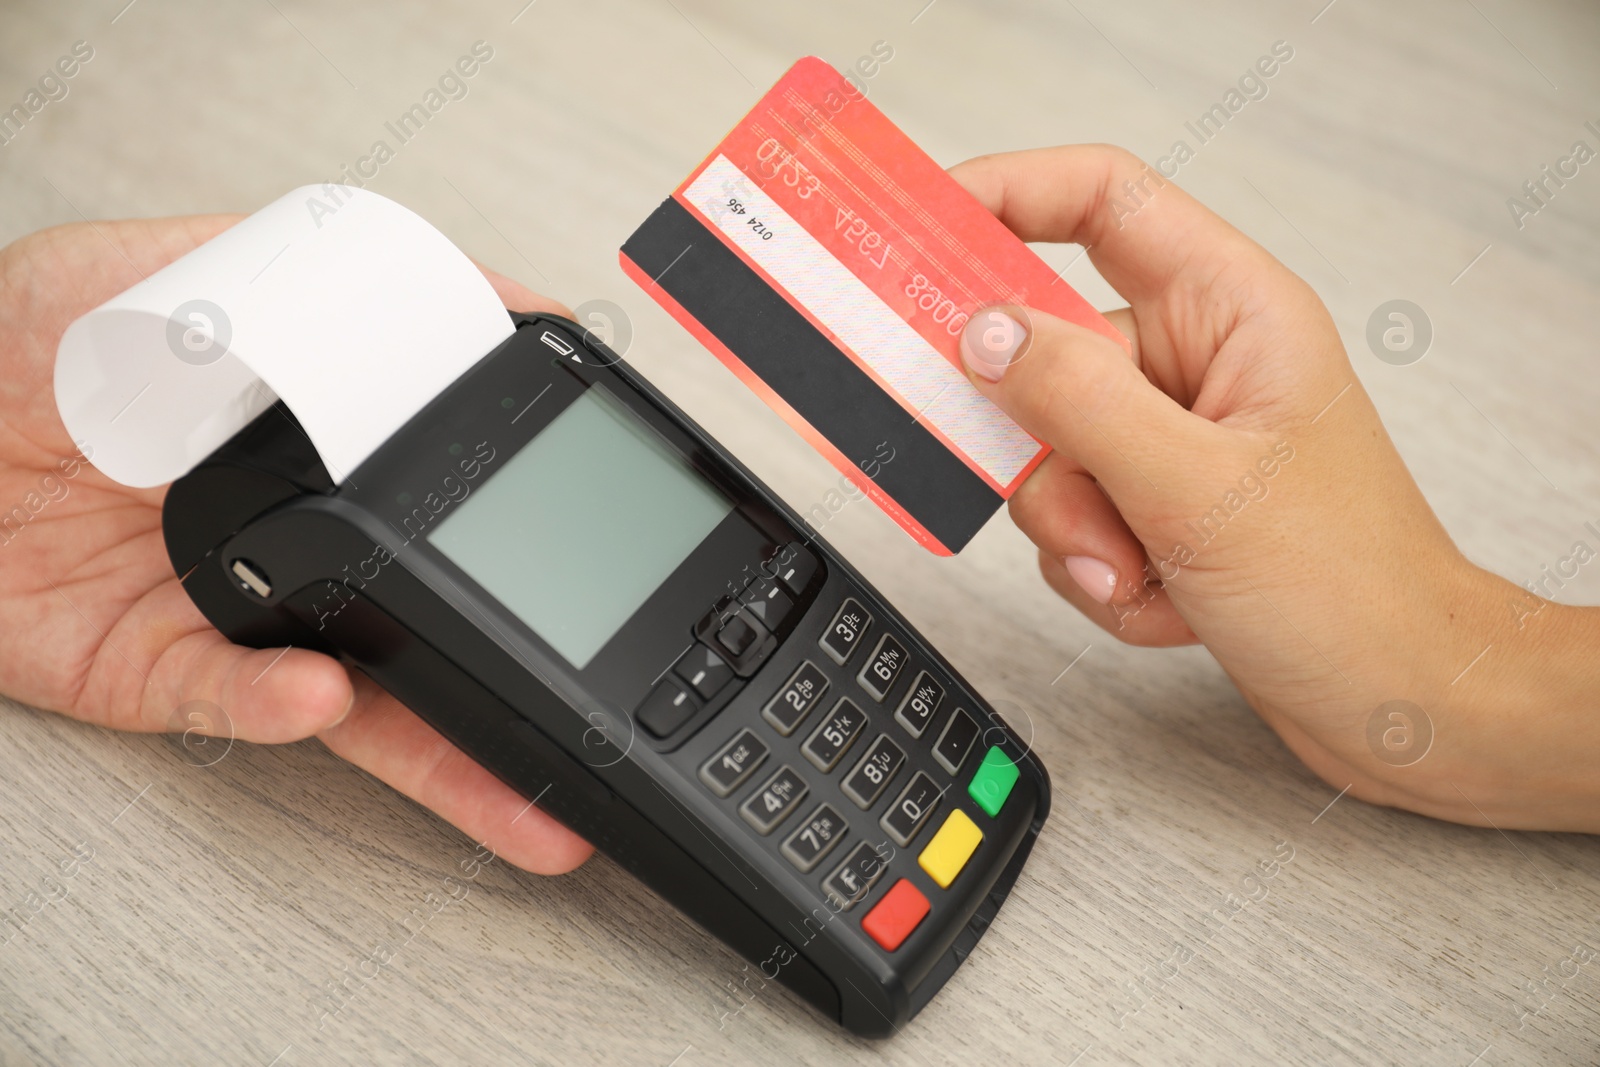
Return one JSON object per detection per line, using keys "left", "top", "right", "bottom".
{"left": 2, "top": 0, "right": 1598, "bottom": 1064}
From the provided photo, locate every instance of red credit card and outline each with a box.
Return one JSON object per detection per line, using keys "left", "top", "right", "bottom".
{"left": 621, "top": 56, "right": 1126, "bottom": 555}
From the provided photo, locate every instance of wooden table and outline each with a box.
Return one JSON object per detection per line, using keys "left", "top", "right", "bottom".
{"left": 3, "top": 1, "right": 1597, "bottom": 1063}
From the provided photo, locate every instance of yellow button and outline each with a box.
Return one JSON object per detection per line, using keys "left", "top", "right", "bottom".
{"left": 917, "top": 809, "right": 984, "bottom": 889}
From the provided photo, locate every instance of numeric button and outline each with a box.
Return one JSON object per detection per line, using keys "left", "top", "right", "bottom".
{"left": 893, "top": 672, "right": 945, "bottom": 737}
{"left": 762, "top": 661, "right": 829, "bottom": 736}
{"left": 739, "top": 766, "right": 808, "bottom": 835}
{"left": 857, "top": 634, "right": 907, "bottom": 701}
{"left": 801, "top": 698, "right": 868, "bottom": 772}
{"left": 819, "top": 598, "right": 870, "bottom": 665}
{"left": 880, "top": 771, "right": 943, "bottom": 847}
{"left": 699, "top": 729, "right": 769, "bottom": 797}
{"left": 840, "top": 733, "right": 904, "bottom": 809}
{"left": 781, "top": 804, "right": 848, "bottom": 872}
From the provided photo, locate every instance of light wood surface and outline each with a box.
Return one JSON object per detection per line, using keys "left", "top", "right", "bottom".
{"left": 3, "top": 1, "right": 1598, "bottom": 1064}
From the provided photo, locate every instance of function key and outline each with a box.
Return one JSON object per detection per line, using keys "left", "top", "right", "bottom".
{"left": 762, "top": 661, "right": 830, "bottom": 736}
{"left": 739, "top": 765, "right": 809, "bottom": 835}
{"left": 699, "top": 729, "right": 769, "bottom": 797}
{"left": 772, "top": 542, "right": 820, "bottom": 596}
{"left": 801, "top": 698, "right": 868, "bottom": 773}
{"left": 968, "top": 746, "right": 1021, "bottom": 817}
{"left": 819, "top": 598, "right": 871, "bottom": 665}
{"left": 695, "top": 599, "right": 776, "bottom": 677}
{"left": 840, "top": 733, "right": 905, "bottom": 810}
{"left": 880, "top": 771, "right": 943, "bottom": 848}
{"left": 714, "top": 611, "right": 763, "bottom": 658}
{"left": 893, "top": 672, "right": 945, "bottom": 737}
{"left": 739, "top": 580, "right": 796, "bottom": 633}
{"left": 918, "top": 809, "right": 984, "bottom": 889}
{"left": 700, "top": 594, "right": 743, "bottom": 629}
{"left": 822, "top": 841, "right": 888, "bottom": 911}
{"left": 781, "top": 803, "right": 848, "bottom": 872}
{"left": 636, "top": 677, "right": 699, "bottom": 738}
{"left": 933, "top": 708, "right": 980, "bottom": 775}
{"left": 673, "top": 645, "right": 735, "bottom": 701}
{"left": 856, "top": 634, "right": 908, "bottom": 702}
{"left": 861, "top": 879, "right": 930, "bottom": 952}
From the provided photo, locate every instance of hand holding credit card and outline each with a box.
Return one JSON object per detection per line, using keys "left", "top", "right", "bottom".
{"left": 622, "top": 56, "right": 1127, "bottom": 555}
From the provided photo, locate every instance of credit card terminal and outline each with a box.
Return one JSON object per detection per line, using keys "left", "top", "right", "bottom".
{"left": 163, "top": 313, "right": 1051, "bottom": 1036}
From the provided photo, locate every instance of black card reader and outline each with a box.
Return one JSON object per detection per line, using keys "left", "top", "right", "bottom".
{"left": 163, "top": 313, "right": 1051, "bottom": 1036}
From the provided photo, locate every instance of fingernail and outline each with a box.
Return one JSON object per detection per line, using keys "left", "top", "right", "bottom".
{"left": 961, "top": 308, "right": 1028, "bottom": 382}
{"left": 331, "top": 690, "right": 355, "bottom": 728}
{"left": 1063, "top": 555, "right": 1118, "bottom": 605}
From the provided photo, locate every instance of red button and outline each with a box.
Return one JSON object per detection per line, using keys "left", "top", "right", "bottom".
{"left": 861, "top": 878, "right": 930, "bottom": 951}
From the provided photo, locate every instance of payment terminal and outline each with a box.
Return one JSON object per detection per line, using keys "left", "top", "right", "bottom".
{"left": 163, "top": 312, "right": 1051, "bottom": 1036}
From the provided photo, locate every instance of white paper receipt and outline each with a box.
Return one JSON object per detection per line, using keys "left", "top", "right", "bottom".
{"left": 55, "top": 185, "right": 514, "bottom": 488}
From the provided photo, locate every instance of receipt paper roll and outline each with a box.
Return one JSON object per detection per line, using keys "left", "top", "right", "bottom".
{"left": 55, "top": 185, "right": 516, "bottom": 488}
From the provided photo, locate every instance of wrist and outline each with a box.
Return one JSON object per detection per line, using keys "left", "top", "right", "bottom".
{"left": 1394, "top": 559, "right": 1600, "bottom": 831}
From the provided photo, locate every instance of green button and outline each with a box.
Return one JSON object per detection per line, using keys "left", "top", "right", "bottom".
{"left": 967, "top": 746, "right": 1019, "bottom": 817}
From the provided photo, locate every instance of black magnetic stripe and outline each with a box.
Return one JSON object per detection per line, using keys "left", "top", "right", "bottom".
{"left": 622, "top": 197, "right": 1002, "bottom": 552}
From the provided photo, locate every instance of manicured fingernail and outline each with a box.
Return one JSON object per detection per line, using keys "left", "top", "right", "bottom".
{"left": 1063, "top": 555, "right": 1118, "bottom": 605}
{"left": 961, "top": 308, "right": 1028, "bottom": 382}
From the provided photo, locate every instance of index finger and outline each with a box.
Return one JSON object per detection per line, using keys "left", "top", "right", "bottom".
{"left": 476, "top": 263, "right": 572, "bottom": 319}
{"left": 947, "top": 144, "right": 1271, "bottom": 307}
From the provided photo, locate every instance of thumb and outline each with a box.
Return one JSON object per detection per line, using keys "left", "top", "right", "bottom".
{"left": 147, "top": 631, "right": 355, "bottom": 745}
{"left": 959, "top": 306, "right": 1223, "bottom": 512}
